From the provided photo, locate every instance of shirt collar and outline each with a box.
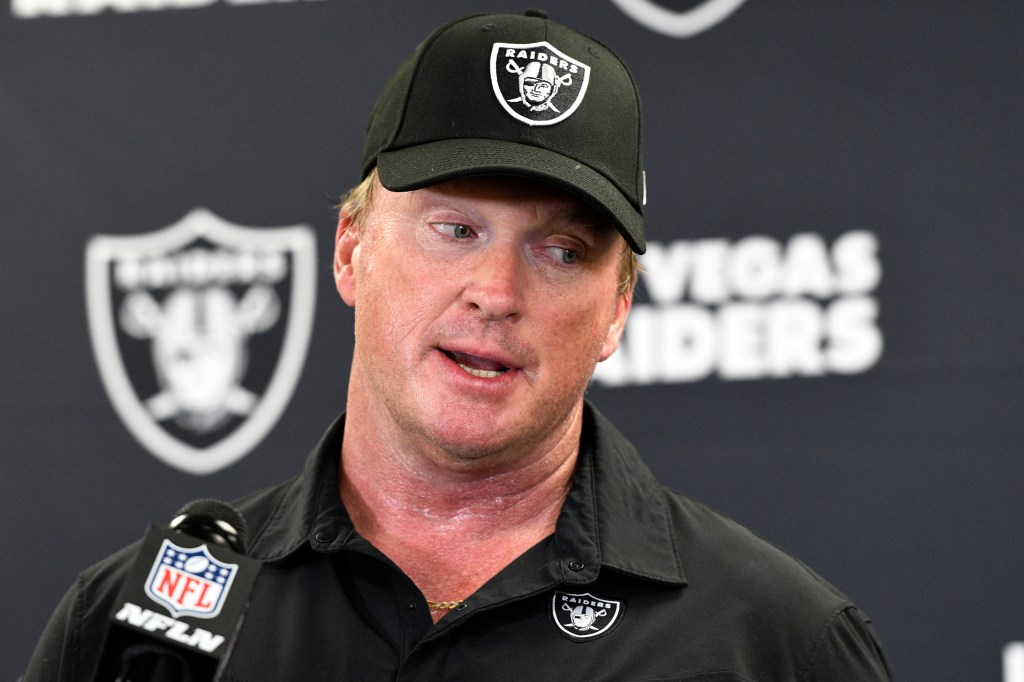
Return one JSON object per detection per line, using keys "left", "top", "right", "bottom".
{"left": 244, "top": 412, "right": 352, "bottom": 562}
{"left": 248, "top": 405, "right": 686, "bottom": 587}
{"left": 555, "top": 402, "right": 687, "bottom": 586}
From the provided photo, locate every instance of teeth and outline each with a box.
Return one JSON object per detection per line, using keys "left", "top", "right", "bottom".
{"left": 458, "top": 363, "right": 503, "bottom": 379}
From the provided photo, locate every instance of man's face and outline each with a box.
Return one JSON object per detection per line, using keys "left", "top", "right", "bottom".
{"left": 334, "top": 175, "right": 631, "bottom": 465}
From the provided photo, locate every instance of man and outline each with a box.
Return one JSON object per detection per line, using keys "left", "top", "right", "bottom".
{"left": 26, "top": 11, "right": 891, "bottom": 680}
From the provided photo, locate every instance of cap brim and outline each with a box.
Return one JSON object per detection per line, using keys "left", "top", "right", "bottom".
{"left": 376, "top": 138, "right": 645, "bottom": 254}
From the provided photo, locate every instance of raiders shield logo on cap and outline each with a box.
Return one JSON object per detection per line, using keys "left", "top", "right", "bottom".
{"left": 490, "top": 41, "right": 591, "bottom": 126}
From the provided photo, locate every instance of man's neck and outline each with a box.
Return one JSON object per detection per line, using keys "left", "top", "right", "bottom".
{"left": 339, "top": 427, "right": 578, "bottom": 541}
{"left": 338, "top": 374, "right": 583, "bottom": 620}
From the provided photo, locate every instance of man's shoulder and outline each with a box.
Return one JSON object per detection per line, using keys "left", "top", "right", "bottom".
{"left": 639, "top": 487, "right": 890, "bottom": 677}
{"left": 586, "top": 406, "right": 854, "bottom": 614}
{"left": 23, "top": 541, "right": 141, "bottom": 681}
{"left": 661, "top": 485, "right": 852, "bottom": 608}
{"left": 54, "top": 478, "right": 298, "bottom": 611}
{"left": 70, "top": 540, "right": 141, "bottom": 604}
{"left": 580, "top": 418, "right": 891, "bottom": 679}
{"left": 62, "top": 475, "right": 303, "bottom": 620}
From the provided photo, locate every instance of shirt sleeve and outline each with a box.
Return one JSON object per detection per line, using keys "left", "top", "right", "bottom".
{"left": 23, "top": 545, "right": 135, "bottom": 682}
{"left": 22, "top": 579, "right": 85, "bottom": 682}
{"left": 802, "top": 605, "right": 892, "bottom": 681}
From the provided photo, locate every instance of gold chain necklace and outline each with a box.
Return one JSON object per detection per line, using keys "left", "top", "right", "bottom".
{"left": 426, "top": 599, "right": 464, "bottom": 610}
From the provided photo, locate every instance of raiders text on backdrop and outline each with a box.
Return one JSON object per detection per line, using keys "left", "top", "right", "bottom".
{"left": 593, "top": 230, "right": 882, "bottom": 385}
{"left": 11, "top": 0, "right": 319, "bottom": 18}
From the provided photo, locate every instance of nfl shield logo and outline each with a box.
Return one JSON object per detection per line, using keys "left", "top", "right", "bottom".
{"left": 490, "top": 41, "right": 591, "bottom": 126}
{"left": 552, "top": 591, "right": 623, "bottom": 641}
{"left": 145, "top": 539, "right": 238, "bottom": 619}
{"left": 85, "top": 209, "right": 316, "bottom": 475}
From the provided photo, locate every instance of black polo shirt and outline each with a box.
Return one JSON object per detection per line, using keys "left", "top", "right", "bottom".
{"left": 25, "top": 404, "right": 890, "bottom": 681}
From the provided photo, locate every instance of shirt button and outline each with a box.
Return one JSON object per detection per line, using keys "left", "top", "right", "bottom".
{"left": 314, "top": 531, "right": 335, "bottom": 543}
{"left": 455, "top": 603, "right": 468, "bottom": 610}
{"left": 568, "top": 560, "right": 585, "bottom": 571}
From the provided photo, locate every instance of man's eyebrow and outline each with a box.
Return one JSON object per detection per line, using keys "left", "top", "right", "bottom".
{"left": 550, "top": 205, "right": 612, "bottom": 235}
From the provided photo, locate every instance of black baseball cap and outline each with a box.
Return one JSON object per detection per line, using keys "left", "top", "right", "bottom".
{"left": 360, "top": 10, "right": 647, "bottom": 253}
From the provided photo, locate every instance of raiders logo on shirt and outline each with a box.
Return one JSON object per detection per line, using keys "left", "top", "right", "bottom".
{"left": 552, "top": 591, "right": 623, "bottom": 641}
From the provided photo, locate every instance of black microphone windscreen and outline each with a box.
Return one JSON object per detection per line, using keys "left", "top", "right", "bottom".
{"left": 170, "top": 499, "right": 249, "bottom": 555}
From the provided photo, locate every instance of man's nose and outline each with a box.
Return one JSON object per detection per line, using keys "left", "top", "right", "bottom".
{"left": 461, "top": 245, "right": 524, "bottom": 321}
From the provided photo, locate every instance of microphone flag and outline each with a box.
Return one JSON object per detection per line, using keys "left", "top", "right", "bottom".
{"left": 93, "top": 524, "right": 260, "bottom": 680}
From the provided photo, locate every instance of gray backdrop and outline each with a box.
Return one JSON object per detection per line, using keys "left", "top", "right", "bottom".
{"left": 3, "top": 1, "right": 1023, "bottom": 679}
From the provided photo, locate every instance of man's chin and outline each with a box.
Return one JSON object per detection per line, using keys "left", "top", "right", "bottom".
{"left": 425, "top": 428, "right": 523, "bottom": 465}
{"left": 415, "top": 419, "right": 548, "bottom": 471}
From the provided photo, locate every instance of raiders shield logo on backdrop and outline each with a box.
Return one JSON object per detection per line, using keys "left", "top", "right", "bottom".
{"left": 490, "top": 41, "right": 591, "bottom": 126}
{"left": 552, "top": 591, "right": 623, "bottom": 641}
{"left": 610, "top": 0, "right": 750, "bottom": 38}
{"left": 85, "top": 208, "right": 316, "bottom": 475}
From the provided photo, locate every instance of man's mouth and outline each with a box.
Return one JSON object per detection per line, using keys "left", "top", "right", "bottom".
{"left": 442, "top": 349, "right": 511, "bottom": 379}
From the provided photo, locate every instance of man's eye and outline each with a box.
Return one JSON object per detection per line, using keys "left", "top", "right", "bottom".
{"left": 434, "top": 223, "right": 475, "bottom": 239}
{"left": 553, "top": 247, "right": 580, "bottom": 265}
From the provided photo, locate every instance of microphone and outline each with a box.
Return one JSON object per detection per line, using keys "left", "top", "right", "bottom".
{"left": 91, "top": 499, "right": 261, "bottom": 681}
{"left": 170, "top": 499, "right": 249, "bottom": 554}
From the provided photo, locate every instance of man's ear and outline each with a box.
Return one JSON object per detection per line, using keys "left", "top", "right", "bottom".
{"left": 598, "top": 291, "right": 632, "bottom": 362}
{"left": 334, "top": 211, "right": 360, "bottom": 307}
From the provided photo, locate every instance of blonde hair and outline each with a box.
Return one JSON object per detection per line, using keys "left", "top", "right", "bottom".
{"left": 337, "top": 169, "right": 639, "bottom": 295}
